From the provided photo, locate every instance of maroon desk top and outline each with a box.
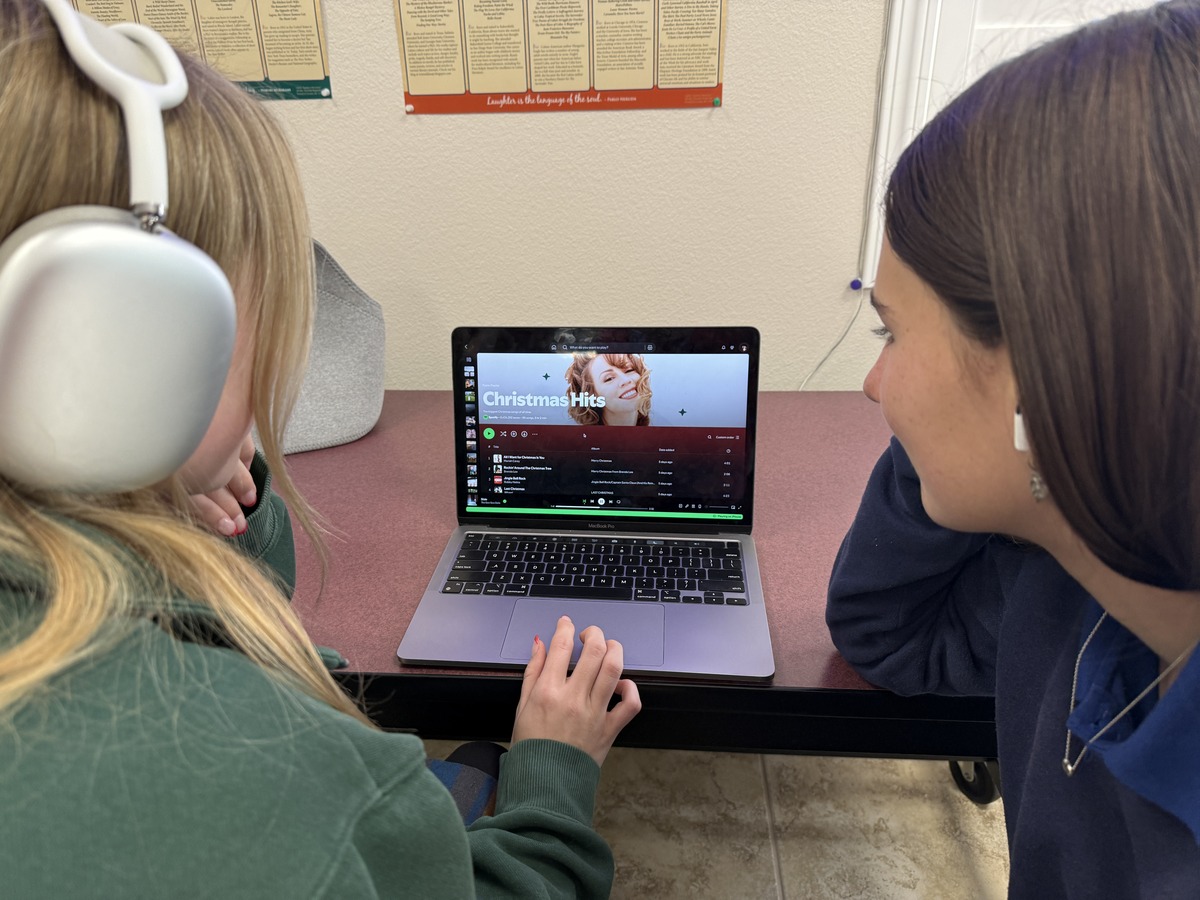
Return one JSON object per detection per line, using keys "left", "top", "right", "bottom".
{"left": 288, "top": 390, "right": 892, "bottom": 691}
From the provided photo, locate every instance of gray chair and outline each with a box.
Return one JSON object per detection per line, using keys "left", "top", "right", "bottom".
{"left": 282, "top": 239, "right": 386, "bottom": 454}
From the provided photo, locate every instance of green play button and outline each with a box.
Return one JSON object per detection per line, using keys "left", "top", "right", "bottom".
{"left": 483, "top": 427, "right": 495, "bottom": 440}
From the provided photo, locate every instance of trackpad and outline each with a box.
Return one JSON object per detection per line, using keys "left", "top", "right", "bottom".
{"left": 501, "top": 600, "right": 665, "bottom": 667}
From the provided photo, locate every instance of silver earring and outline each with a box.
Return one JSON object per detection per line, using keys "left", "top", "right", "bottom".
{"left": 1015, "top": 407, "right": 1047, "bottom": 500}
{"left": 1030, "top": 470, "right": 1048, "bottom": 501}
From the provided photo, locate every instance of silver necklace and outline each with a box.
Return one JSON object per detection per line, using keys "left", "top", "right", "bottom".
{"left": 1063, "top": 610, "right": 1199, "bottom": 776}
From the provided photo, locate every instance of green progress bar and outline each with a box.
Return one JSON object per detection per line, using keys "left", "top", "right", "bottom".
{"left": 466, "top": 506, "right": 743, "bottom": 521}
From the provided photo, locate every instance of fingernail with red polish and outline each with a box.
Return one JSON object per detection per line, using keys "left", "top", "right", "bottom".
{"left": 217, "top": 517, "right": 236, "bottom": 536}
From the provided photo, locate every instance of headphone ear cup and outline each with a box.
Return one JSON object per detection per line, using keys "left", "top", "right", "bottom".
{"left": 0, "top": 206, "right": 236, "bottom": 491}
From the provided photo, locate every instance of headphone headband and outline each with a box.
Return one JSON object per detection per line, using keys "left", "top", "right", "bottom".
{"left": 39, "top": 0, "right": 186, "bottom": 218}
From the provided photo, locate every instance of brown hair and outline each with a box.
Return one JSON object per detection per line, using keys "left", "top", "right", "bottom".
{"left": 885, "top": 1, "right": 1200, "bottom": 589}
{"left": 564, "top": 353, "right": 653, "bottom": 425}
{"left": 0, "top": 0, "right": 368, "bottom": 723}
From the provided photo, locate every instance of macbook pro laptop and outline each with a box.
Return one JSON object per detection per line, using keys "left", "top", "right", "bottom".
{"left": 397, "top": 326, "right": 775, "bottom": 681}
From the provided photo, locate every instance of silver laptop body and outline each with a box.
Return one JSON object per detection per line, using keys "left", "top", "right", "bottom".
{"left": 398, "top": 326, "right": 774, "bottom": 681}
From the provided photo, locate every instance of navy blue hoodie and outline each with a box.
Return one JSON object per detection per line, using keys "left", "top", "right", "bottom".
{"left": 827, "top": 439, "right": 1200, "bottom": 898}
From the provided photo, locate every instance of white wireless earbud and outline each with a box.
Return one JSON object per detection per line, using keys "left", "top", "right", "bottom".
{"left": 1014, "top": 408, "right": 1030, "bottom": 452}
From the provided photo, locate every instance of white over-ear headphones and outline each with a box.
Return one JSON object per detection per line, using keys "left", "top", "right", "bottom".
{"left": 0, "top": 0, "right": 236, "bottom": 491}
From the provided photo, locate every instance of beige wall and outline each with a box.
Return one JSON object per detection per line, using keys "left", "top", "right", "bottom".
{"left": 271, "top": 1, "right": 889, "bottom": 392}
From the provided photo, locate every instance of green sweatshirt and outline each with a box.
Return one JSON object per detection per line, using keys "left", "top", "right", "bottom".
{"left": 0, "top": 458, "right": 613, "bottom": 898}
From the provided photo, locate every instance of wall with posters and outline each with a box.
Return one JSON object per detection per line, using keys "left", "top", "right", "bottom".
{"left": 270, "top": 2, "right": 889, "bottom": 392}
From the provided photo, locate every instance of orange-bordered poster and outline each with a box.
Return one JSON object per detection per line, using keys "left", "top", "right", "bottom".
{"left": 394, "top": 0, "right": 727, "bottom": 114}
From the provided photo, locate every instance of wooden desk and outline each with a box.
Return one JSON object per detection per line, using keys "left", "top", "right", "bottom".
{"left": 288, "top": 391, "right": 996, "bottom": 759}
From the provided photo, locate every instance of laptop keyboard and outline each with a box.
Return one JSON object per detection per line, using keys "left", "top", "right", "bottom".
{"left": 439, "top": 533, "right": 748, "bottom": 606}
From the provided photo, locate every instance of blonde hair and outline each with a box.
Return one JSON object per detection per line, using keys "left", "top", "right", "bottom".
{"left": 563, "top": 353, "right": 653, "bottom": 425}
{"left": 0, "top": 1, "right": 369, "bottom": 724}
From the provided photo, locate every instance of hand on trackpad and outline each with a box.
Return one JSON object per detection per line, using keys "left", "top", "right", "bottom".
{"left": 500, "top": 599, "right": 665, "bottom": 667}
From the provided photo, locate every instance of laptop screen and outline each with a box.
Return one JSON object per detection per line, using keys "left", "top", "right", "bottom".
{"left": 452, "top": 326, "right": 759, "bottom": 533}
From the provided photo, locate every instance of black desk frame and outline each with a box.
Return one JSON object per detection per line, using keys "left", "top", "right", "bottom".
{"left": 339, "top": 672, "right": 997, "bottom": 760}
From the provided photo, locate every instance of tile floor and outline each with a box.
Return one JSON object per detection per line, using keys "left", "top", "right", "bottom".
{"left": 426, "top": 741, "right": 1010, "bottom": 899}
